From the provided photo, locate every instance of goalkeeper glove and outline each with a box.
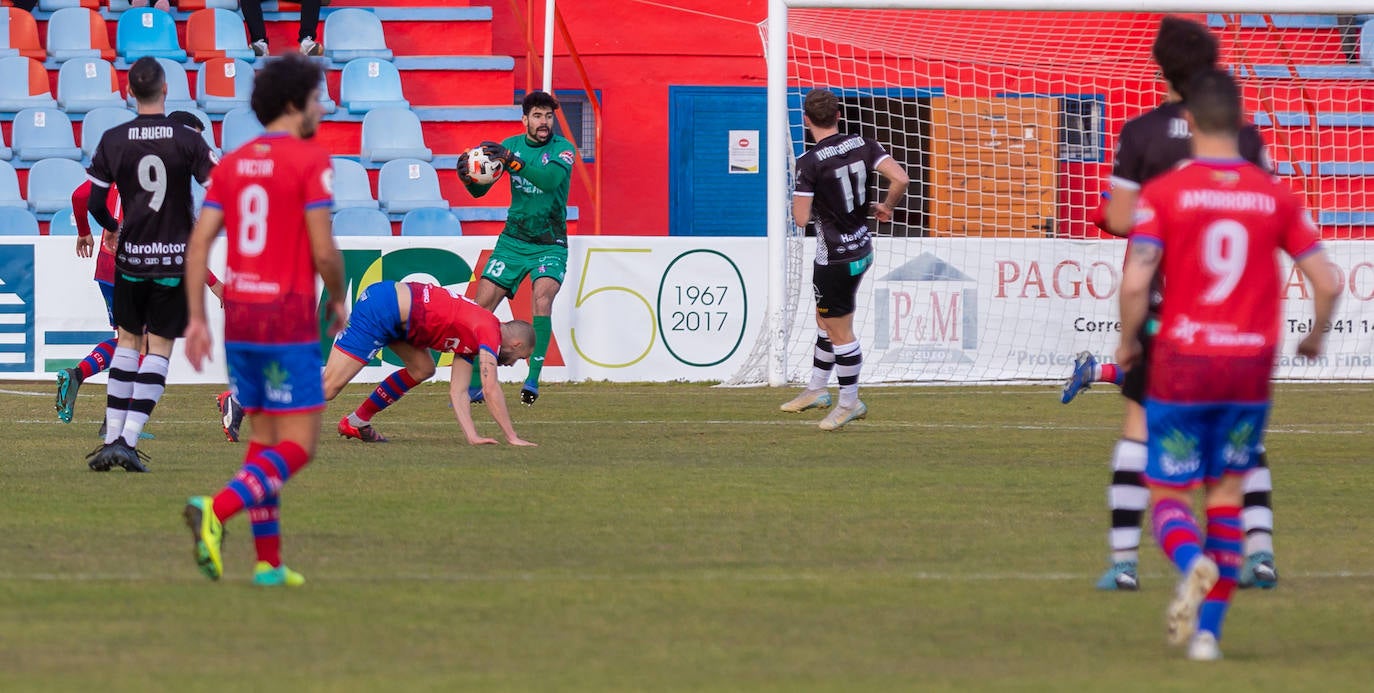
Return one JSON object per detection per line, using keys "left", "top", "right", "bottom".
{"left": 481, "top": 141, "right": 524, "bottom": 174}
{"left": 455, "top": 149, "right": 476, "bottom": 185}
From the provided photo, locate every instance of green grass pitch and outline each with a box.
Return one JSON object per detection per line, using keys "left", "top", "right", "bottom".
{"left": 2, "top": 380, "right": 1373, "bottom": 690}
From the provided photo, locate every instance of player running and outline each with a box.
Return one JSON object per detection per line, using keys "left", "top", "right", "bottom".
{"left": 777, "top": 88, "right": 909, "bottom": 430}
{"left": 84, "top": 60, "right": 217, "bottom": 472}
{"left": 1117, "top": 68, "right": 1338, "bottom": 660}
{"left": 183, "top": 53, "right": 347, "bottom": 586}
{"left": 1061, "top": 17, "right": 1281, "bottom": 591}
{"left": 455, "top": 91, "right": 573, "bottom": 407}
{"left": 57, "top": 112, "right": 223, "bottom": 432}
{"left": 322, "top": 280, "right": 536, "bottom": 446}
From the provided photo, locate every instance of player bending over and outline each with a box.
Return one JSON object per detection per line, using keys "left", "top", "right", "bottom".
{"left": 323, "top": 280, "right": 536, "bottom": 446}
{"left": 1118, "top": 69, "right": 1338, "bottom": 660}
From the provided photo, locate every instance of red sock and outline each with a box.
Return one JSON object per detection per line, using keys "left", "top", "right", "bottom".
{"left": 1099, "top": 363, "right": 1123, "bottom": 385}
{"left": 210, "top": 441, "right": 273, "bottom": 522}
{"left": 250, "top": 501, "right": 282, "bottom": 567}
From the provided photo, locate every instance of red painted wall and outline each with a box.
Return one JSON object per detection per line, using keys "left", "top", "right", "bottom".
{"left": 474, "top": 1, "right": 768, "bottom": 236}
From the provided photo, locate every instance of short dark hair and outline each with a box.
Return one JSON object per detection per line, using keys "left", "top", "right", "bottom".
{"left": 521, "top": 91, "right": 559, "bottom": 115}
{"left": 250, "top": 53, "right": 322, "bottom": 125}
{"left": 167, "top": 110, "right": 204, "bottom": 132}
{"left": 1185, "top": 69, "right": 1243, "bottom": 136}
{"left": 127, "top": 56, "right": 166, "bottom": 104}
{"left": 803, "top": 89, "right": 840, "bottom": 128}
{"left": 1153, "top": 16, "right": 1219, "bottom": 101}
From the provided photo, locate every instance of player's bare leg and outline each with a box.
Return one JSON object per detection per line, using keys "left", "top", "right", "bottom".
{"left": 521, "top": 277, "right": 560, "bottom": 406}
{"left": 781, "top": 314, "right": 835, "bottom": 414}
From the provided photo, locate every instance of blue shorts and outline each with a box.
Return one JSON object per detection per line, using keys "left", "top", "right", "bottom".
{"left": 1144, "top": 400, "right": 1269, "bottom": 489}
{"left": 332, "top": 280, "right": 405, "bottom": 364}
{"left": 98, "top": 280, "right": 115, "bottom": 329}
{"left": 226, "top": 342, "right": 325, "bottom": 415}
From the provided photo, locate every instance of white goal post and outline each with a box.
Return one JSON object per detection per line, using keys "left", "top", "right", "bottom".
{"left": 728, "top": 0, "right": 1374, "bottom": 386}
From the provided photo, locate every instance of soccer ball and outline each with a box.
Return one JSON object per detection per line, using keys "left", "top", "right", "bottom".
{"left": 462, "top": 146, "right": 503, "bottom": 185}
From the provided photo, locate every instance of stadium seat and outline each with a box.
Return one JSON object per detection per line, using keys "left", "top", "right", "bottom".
{"left": 176, "top": 0, "right": 242, "bottom": 11}
{"left": 47, "top": 206, "right": 83, "bottom": 235}
{"left": 192, "top": 179, "right": 206, "bottom": 215}
{"left": 80, "top": 107, "right": 136, "bottom": 160}
{"left": 116, "top": 8, "right": 188, "bottom": 62}
{"left": 38, "top": 0, "right": 100, "bottom": 11}
{"left": 46, "top": 8, "right": 116, "bottom": 63}
{"left": 11, "top": 109, "right": 83, "bottom": 163}
{"left": 126, "top": 57, "right": 197, "bottom": 112}
{"left": 317, "top": 73, "right": 337, "bottom": 115}
{"left": 197, "top": 57, "right": 254, "bottom": 113}
{"left": 56, "top": 59, "right": 124, "bottom": 113}
{"left": 186, "top": 8, "right": 256, "bottom": 63}
{"left": 400, "top": 207, "right": 461, "bottom": 236}
{"left": 361, "top": 107, "right": 431, "bottom": 164}
{"left": 221, "top": 107, "right": 265, "bottom": 153}
{"left": 331, "top": 157, "right": 378, "bottom": 211}
{"left": 0, "top": 56, "right": 56, "bottom": 111}
{"left": 26, "top": 158, "right": 87, "bottom": 214}
{"left": 377, "top": 159, "right": 447, "bottom": 215}
{"left": 0, "top": 8, "right": 46, "bottom": 61}
{"left": 0, "top": 160, "right": 23, "bottom": 207}
{"left": 340, "top": 58, "right": 409, "bottom": 114}
{"left": 323, "top": 10, "right": 393, "bottom": 63}
{"left": 332, "top": 207, "right": 393, "bottom": 236}
{"left": 0, "top": 206, "right": 39, "bottom": 235}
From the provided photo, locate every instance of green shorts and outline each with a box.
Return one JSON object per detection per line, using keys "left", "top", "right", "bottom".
{"left": 481, "top": 235, "right": 568, "bottom": 298}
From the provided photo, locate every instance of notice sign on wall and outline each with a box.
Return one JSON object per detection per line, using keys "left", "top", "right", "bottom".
{"left": 728, "top": 130, "right": 759, "bottom": 173}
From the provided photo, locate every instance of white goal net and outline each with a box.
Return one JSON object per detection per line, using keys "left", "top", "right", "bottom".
{"left": 728, "top": 1, "right": 1374, "bottom": 386}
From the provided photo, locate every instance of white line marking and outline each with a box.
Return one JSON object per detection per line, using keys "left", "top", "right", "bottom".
{"left": 0, "top": 388, "right": 51, "bottom": 397}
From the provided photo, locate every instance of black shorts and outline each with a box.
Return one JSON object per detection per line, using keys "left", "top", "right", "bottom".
{"left": 1121, "top": 328, "right": 1153, "bottom": 405}
{"left": 812, "top": 255, "right": 871, "bottom": 318}
{"left": 113, "top": 273, "right": 188, "bottom": 339}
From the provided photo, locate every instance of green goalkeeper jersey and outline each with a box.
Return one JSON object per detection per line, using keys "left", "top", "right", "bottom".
{"left": 465, "top": 133, "right": 576, "bottom": 246}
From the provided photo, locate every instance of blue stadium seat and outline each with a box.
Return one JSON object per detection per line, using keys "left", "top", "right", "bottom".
{"left": 197, "top": 57, "right": 254, "bottom": 114}
{"left": 192, "top": 178, "right": 206, "bottom": 215}
{"left": 27, "top": 158, "right": 88, "bottom": 214}
{"left": 0, "top": 160, "right": 24, "bottom": 208}
{"left": 340, "top": 58, "right": 409, "bottom": 114}
{"left": 0, "top": 56, "right": 57, "bottom": 111}
{"left": 221, "top": 107, "right": 265, "bottom": 153}
{"left": 46, "top": 7, "right": 115, "bottom": 63}
{"left": 12, "top": 108, "right": 82, "bottom": 163}
{"left": 332, "top": 207, "right": 392, "bottom": 236}
{"left": 331, "top": 157, "right": 377, "bottom": 211}
{"left": 361, "top": 107, "right": 431, "bottom": 164}
{"left": 377, "top": 158, "right": 447, "bottom": 215}
{"left": 0, "top": 206, "right": 39, "bottom": 235}
{"left": 126, "top": 58, "right": 197, "bottom": 112}
{"left": 400, "top": 207, "right": 461, "bottom": 236}
{"left": 81, "top": 107, "right": 136, "bottom": 160}
{"left": 324, "top": 10, "right": 394, "bottom": 63}
{"left": 117, "top": 8, "right": 188, "bottom": 62}
{"left": 57, "top": 59, "right": 125, "bottom": 113}
{"left": 317, "top": 73, "right": 337, "bottom": 115}
{"left": 47, "top": 205, "right": 84, "bottom": 235}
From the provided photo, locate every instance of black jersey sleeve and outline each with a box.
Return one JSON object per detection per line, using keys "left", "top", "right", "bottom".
{"left": 1110, "top": 120, "right": 1145, "bottom": 188}
{"left": 183, "top": 130, "right": 217, "bottom": 184}
{"left": 794, "top": 153, "right": 816, "bottom": 197}
{"left": 87, "top": 131, "right": 116, "bottom": 188}
{"left": 865, "top": 139, "right": 892, "bottom": 171}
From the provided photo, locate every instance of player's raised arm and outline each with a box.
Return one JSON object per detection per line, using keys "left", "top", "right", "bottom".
{"left": 184, "top": 205, "right": 225, "bottom": 371}
{"left": 446, "top": 357, "right": 497, "bottom": 445}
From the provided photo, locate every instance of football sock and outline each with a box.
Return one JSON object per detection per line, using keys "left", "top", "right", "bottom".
{"left": 1096, "top": 362, "right": 1124, "bottom": 386}
{"left": 1243, "top": 449, "right": 1275, "bottom": 556}
{"left": 351, "top": 368, "right": 420, "bottom": 424}
{"left": 121, "top": 353, "right": 168, "bottom": 447}
{"left": 808, "top": 331, "right": 834, "bottom": 391}
{"left": 103, "top": 347, "right": 139, "bottom": 445}
{"left": 1108, "top": 439, "right": 1148, "bottom": 563}
{"left": 832, "top": 340, "right": 862, "bottom": 408}
{"left": 250, "top": 495, "right": 282, "bottom": 568}
{"left": 1152, "top": 497, "right": 1203, "bottom": 574}
{"left": 1198, "top": 506, "right": 1243, "bottom": 639}
{"left": 77, "top": 337, "right": 117, "bottom": 380}
{"left": 212, "top": 440, "right": 310, "bottom": 523}
{"left": 526, "top": 315, "right": 552, "bottom": 386}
